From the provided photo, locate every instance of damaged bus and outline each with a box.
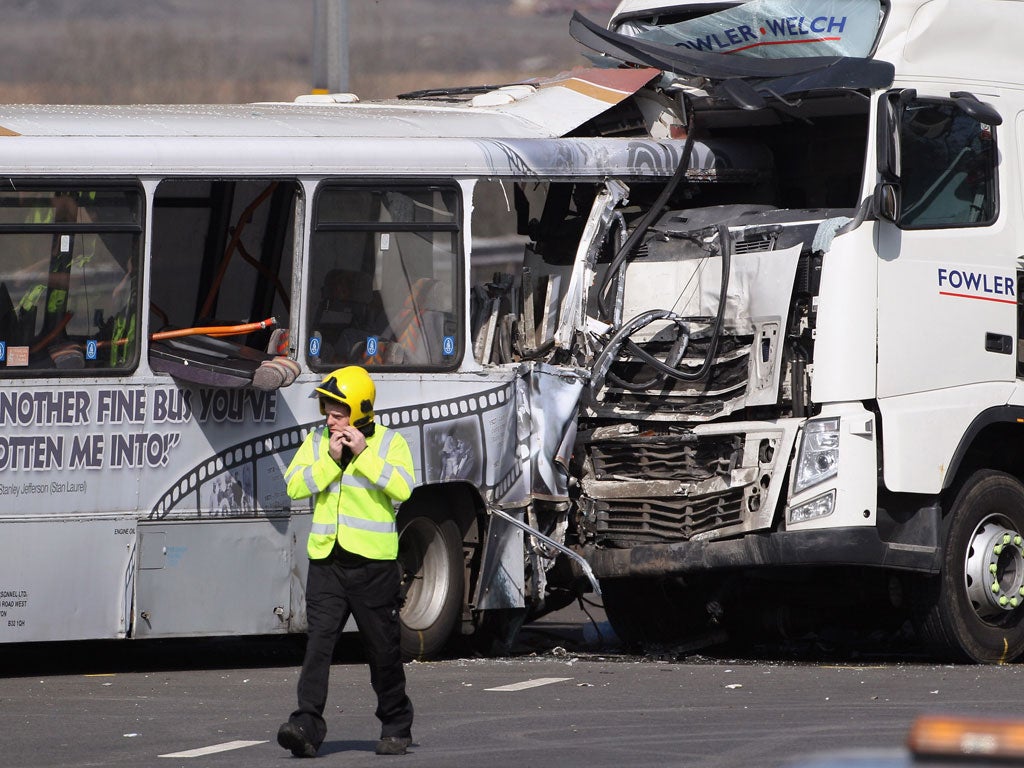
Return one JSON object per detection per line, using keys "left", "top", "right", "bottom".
{"left": 3, "top": 0, "right": 1024, "bottom": 663}
{"left": 0, "top": 65, "right": 695, "bottom": 657}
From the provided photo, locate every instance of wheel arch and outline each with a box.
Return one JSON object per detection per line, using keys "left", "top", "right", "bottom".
{"left": 397, "top": 481, "right": 483, "bottom": 538}
{"left": 943, "top": 406, "right": 1024, "bottom": 496}
{"left": 396, "top": 481, "right": 489, "bottom": 637}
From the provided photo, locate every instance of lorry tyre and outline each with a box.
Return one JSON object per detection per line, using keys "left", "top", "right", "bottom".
{"left": 397, "top": 514, "right": 464, "bottom": 661}
{"left": 914, "top": 470, "right": 1024, "bottom": 663}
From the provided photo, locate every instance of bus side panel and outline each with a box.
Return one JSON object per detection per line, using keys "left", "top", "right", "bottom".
{"left": 134, "top": 516, "right": 306, "bottom": 638}
{"left": 0, "top": 517, "right": 136, "bottom": 642}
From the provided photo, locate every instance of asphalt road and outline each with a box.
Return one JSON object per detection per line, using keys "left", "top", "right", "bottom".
{"left": 2, "top": 603, "right": 1022, "bottom": 768}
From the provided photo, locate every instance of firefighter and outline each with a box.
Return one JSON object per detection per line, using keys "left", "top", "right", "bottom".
{"left": 277, "top": 366, "right": 416, "bottom": 758}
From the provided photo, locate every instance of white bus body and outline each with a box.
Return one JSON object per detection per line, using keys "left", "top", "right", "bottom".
{"left": 0, "top": 69, "right": 710, "bottom": 656}
{"left": 4, "top": 0, "right": 1024, "bottom": 663}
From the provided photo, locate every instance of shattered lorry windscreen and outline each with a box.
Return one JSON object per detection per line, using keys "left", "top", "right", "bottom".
{"left": 616, "top": 0, "right": 884, "bottom": 58}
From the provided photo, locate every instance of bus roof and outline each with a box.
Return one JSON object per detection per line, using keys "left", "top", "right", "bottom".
{"left": 0, "top": 67, "right": 659, "bottom": 142}
{"left": 0, "top": 65, "right": 768, "bottom": 179}
{"left": 0, "top": 99, "right": 719, "bottom": 179}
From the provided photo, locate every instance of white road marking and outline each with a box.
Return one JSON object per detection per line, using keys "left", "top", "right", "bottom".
{"left": 485, "top": 677, "right": 573, "bottom": 692}
{"left": 158, "top": 740, "right": 267, "bottom": 758}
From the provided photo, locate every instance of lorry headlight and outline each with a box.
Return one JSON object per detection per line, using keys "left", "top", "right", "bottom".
{"left": 788, "top": 489, "right": 836, "bottom": 524}
{"left": 793, "top": 417, "right": 840, "bottom": 494}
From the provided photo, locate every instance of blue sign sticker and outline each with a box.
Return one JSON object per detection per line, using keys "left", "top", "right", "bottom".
{"left": 308, "top": 337, "right": 321, "bottom": 357}
{"left": 442, "top": 335, "right": 455, "bottom": 356}
{"left": 366, "top": 336, "right": 379, "bottom": 357}
{"left": 0, "top": 341, "right": 5, "bottom": 362}
{"left": 85, "top": 339, "right": 98, "bottom": 360}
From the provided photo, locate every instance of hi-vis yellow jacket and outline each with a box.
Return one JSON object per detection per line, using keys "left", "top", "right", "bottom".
{"left": 285, "top": 424, "right": 415, "bottom": 560}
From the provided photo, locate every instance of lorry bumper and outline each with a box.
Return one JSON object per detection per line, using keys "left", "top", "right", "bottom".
{"left": 583, "top": 526, "right": 940, "bottom": 579}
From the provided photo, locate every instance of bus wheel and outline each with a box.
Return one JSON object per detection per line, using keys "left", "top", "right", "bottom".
{"left": 397, "top": 514, "right": 464, "bottom": 661}
{"left": 915, "top": 470, "right": 1024, "bottom": 663}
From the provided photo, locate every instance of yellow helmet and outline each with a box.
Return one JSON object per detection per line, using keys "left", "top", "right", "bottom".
{"left": 311, "top": 366, "right": 375, "bottom": 426}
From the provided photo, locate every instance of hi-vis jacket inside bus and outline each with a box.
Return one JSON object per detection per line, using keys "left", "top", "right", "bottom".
{"left": 3, "top": 0, "right": 1024, "bottom": 664}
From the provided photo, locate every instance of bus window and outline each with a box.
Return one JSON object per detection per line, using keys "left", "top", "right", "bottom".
{"left": 149, "top": 179, "right": 298, "bottom": 380}
{"left": 308, "top": 183, "right": 460, "bottom": 369}
{"left": 0, "top": 184, "right": 142, "bottom": 373}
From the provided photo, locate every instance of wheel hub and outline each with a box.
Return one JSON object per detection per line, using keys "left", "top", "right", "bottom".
{"left": 398, "top": 518, "right": 451, "bottom": 631}
{"left": 965, "top": 520, "right": 1024, "bottom": 617}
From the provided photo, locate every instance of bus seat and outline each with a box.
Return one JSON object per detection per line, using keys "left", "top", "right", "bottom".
{"left": 312, "top": 269, "right": 384, "bottom": 364}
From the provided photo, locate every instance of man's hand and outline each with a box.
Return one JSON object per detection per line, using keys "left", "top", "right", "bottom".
{"left": 332, "top": 425, "right": 367, "bottom": 457}
{"left": 328, "top": 429, "right": 346, "bottom": 462}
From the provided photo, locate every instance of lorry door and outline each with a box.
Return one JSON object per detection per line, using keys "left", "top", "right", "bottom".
{"left": 876, "top": 91, "right": 1011, "bottom": 399}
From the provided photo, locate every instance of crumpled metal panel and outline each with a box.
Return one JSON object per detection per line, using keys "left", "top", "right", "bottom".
{"left": 474, "top": 363, "right": 585, "bottom": 611}
{"left": 520, "top": 363, "right": 587, "bottom": 502}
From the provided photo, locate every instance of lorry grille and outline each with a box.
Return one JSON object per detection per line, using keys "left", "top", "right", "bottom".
{"left": 591, "top": 433, "right": 739, "bottom": 480}
{"left": 591, "top": 488, "right": 745, "bottom": 545}
{"left": 583, "top": 432, "right": 746, "bottom": 545}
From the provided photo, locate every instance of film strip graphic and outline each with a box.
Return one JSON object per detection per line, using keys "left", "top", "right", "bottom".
{"left": 149, "top": 380, "right": 525, "bottom": 520}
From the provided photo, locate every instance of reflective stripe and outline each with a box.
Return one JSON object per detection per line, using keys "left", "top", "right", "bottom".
{"left": 301, "top": 466, "right": 318, "bottom": 495}
{"left": 377, "top": 429, "right": 395, "bottom": 460}
{"left": 374, "top": 430, "right": 409, "bottom": 491}
{"left": 342, "top": 474, "right": 376, "bottom": 491}
{"left": 338, "top": 513, "right": 396, "bottom": 534}
{"left": 395, "top": 466, "right": 415, "bottom": 489}
{"left": 311, "top": 429, "right": 324, "bottom": 462}
{"left": 328, "top": 479, "right": 342, "bottom": 494}
{"left": 310, "top": 522, "right": 337, "bottom": 536}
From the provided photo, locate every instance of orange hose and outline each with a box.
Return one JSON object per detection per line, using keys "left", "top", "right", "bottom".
{"left": 150, "top": 316, "right": 277, "bottom": 341}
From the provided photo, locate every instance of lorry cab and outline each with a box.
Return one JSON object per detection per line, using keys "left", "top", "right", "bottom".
{"left": 557, "top": 0, "right": 1024, "bottom": 663}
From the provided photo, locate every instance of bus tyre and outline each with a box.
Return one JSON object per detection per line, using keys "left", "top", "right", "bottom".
{"left": 915, "top": 470, "right": 1024, "bottom": 663}
{"left": 397, "top": 514, "right": 464, "bottom": 661}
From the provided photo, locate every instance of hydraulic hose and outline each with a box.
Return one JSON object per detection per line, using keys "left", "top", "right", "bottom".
{"left": 593, "top": 223, "right": 732, "bottom": 392}
{"left": 597, "top": 95, "right": 696, "bottom": 322}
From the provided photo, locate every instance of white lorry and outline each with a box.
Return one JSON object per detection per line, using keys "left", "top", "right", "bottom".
{"left": 562, "top": 0, "right": 1024, "bottom": 662}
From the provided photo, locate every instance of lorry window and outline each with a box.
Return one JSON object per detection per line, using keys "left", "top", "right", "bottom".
{"left": 308, "top": 183, "right": 460, "bottom": 370}
{"left": 898, "top": 101, "right": 998, "bottom": 229}
{"left": 0, "top": 184, "right": 142, "bottom": 374}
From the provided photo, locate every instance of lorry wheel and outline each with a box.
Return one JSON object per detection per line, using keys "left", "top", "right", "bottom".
{"left": 914, "top": 470, "right": 1024, "bottom": 663}
{"left": 397, "top": 515, "right": 464, "bottom": 661}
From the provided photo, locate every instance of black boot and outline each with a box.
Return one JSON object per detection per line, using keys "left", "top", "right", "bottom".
{"left": 277, "top": 721, "right": 318, "bottom": 758}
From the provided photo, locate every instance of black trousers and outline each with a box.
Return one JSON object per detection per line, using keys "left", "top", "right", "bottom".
{"left": 289, "top": 553, "right": 414, "bottom": 748}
